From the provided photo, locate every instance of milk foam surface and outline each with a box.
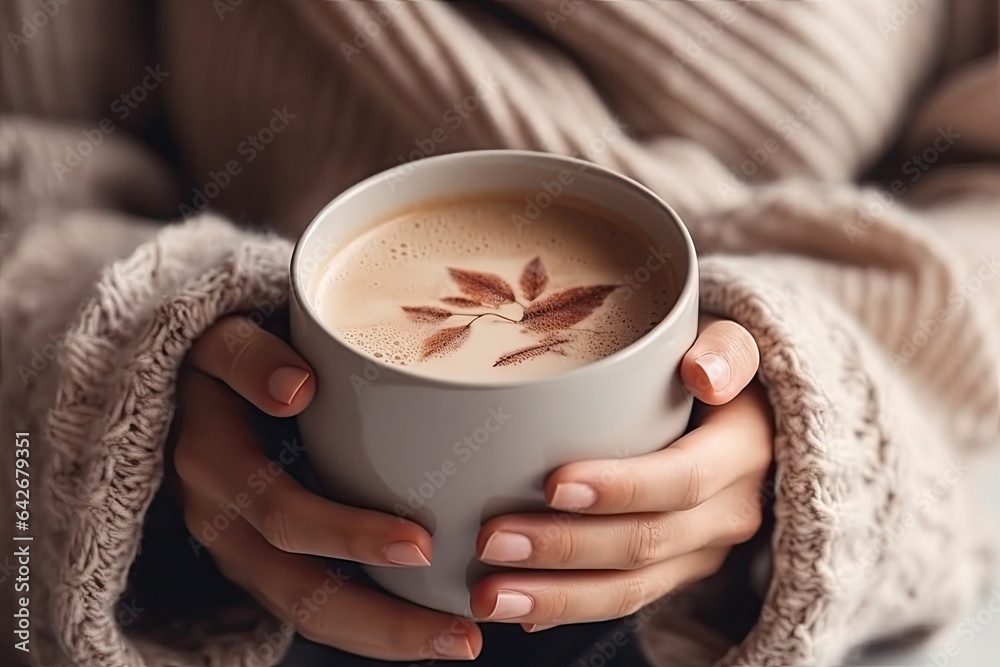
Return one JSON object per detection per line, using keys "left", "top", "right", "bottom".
{"left": 313, "top": 194, "right": 676, "bottom": 381}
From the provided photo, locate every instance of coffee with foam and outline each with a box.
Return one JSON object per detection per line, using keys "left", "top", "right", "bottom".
{"left": 313, "top": 193, "right": 676, "bottom": 381}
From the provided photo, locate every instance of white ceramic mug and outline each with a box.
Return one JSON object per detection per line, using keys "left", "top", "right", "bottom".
{"left": 290, "top": 150, "right": 699, "bottom": 617}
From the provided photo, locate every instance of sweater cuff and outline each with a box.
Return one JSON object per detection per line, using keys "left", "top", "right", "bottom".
{"left": 639, "top": 256, "right": 994, "bottom": 667}
{"left": 36, "top": 223, "right": 995, "bottom": 666}
{"left": 37, "top": 215, "right": 294, "bottom": 667}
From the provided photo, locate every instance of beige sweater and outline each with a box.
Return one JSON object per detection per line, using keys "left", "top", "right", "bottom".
{"left": 2, "top": 1, "right": 999, "bottom": 665}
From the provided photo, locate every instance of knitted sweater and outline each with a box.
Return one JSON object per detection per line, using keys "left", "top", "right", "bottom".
{"left": 1, "top": 1, "right": 999, "bottom": 665}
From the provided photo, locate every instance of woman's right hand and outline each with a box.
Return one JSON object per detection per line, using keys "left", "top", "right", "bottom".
{"left": 173, "top": 314, "right": 481, "bottom": 661}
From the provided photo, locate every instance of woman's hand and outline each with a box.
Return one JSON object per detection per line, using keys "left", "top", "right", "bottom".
{"left": 173, "top": 314, "right": 481, "bottom": 661}
{"left": 471, "top": 318, "right": 771, "bottom": 631}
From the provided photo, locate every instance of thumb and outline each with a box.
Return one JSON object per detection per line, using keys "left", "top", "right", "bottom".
{"left": 188, "top": 314, "right": 315, "bottom": 417}
{"left": 680, "top": 317, "right": 759, "bottom": 405}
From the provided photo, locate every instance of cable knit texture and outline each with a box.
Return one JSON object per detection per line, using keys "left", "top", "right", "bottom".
{"left": 1, "top": 1, "right": 999, "bottom": 666}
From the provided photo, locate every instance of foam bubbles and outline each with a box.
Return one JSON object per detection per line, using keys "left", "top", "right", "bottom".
{"left": 314, "top": 194, "right": 677, "bottom": 380}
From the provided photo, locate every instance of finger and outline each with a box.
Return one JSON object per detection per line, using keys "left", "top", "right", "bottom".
{"left": 188, "top": 314, "right": 315, "bottom": 417}
{"left": 478, "top": 480, "right": 764, "bottom": 570}
{"left": 545, "top": 382, "right": 773, "bottom": 514}
{"left": 182, "top": 491, "right": 481, "bottom": 661}
{"left": 175, "top": 371, "right": 433, "bottom": 566}
{"left": 470, "top": 547, "right": 728, "bottom": 624}
{"left": 680, "top": 318, "right": 759, "bottom": 405}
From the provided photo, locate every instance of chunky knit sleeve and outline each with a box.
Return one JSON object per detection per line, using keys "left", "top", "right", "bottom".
{"left": 0, "top": 119, "right": 299, "bottom": 666}
{"left": 633, "top": 182, "right": 1000, "bottom": 667}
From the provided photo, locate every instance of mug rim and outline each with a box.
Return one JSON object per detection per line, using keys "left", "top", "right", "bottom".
{"left": 289, "top": 149, "right": 698, "bottom": 390}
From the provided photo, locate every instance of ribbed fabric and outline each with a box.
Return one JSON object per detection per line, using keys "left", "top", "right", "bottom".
{"left": 2, "top": 1, "right": 999, "bottom": 666}
{"left": 0, "top": 0, "right": 155, "bottom": 126}
{"left": 150, "top": 0, "right": 958, "bottom": 222}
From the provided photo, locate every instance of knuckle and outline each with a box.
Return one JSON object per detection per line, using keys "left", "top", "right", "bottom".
{"left": 611, "top": 465, "right": 641, "bottom": 511}
{"left": 259, "top": 500, "right": 298, "bottom": 553}
{"left": 624, "top": 517, "right": 666, "bottom": 569}
{"left": 538, "top": 524, "right": 576, "bottom": 567}
{"left": 544, "top": 585, "right": 573, "bottom": 622}
{"left": 615, "top": 577, "right": 649, "bottom": 617}
{"left": 227, "top": 329, "right": 264, "bottom": 379}
{"left": 678, "top": 457, "right": 705, "bottom": 510}
{"left": 337, "top": 523, "right": 372, "bottom": 563}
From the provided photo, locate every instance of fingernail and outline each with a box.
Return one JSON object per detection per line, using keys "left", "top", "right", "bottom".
{"left": 693, "top": 352, "right": 731, "bottom": 393}
{"left": 384, "top": 541, "right": 431, "bottom": 567}
{"left": 521, "top": 623, "right": 556, "bottom": 633}
{"left": 484, "top": 590, "right": 534, "bottom": 620}
{"left": 480, "top": 531, "right": 532, "bottom": 563}
{"left": 437, "top": 635, "right": 475, "bottom": 660}
{"left": 267, "top": 367, "right": 310, "bottom": 404}
{"left": 550, "top": 482, "right": 597, "bottom": 511}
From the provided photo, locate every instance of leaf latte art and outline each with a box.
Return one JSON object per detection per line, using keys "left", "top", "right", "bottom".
{"left": 313, "top": 193, "right": 677, "bottom": 381}
{"left": 406, "top": 256, "right": 618, "bottom": 366}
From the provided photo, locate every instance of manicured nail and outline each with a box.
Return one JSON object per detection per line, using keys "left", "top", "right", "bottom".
{"left": 693, "top": 352, "right": 731, "bottom": 393}
{"left": 484, "top": 590, "right": 534, "bottom": 620}
{"left": 267, "top": 367, "right": 310, "bottom": 404}
{"left": 521, "top": 623, "right": 556, "bottom": 633}
{"left": 384, "top": 541, "right": 431, "bottom": 567}
{"left": 437, "top": 635, "right": 475, "bottom": 660}
{"left": 550, "top": 482, "right": 597, "bottom": 511}
{"left": 480, "top": 531, "right": 532, "bottom": 563}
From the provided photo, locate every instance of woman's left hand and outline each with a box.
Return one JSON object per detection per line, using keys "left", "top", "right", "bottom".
{"left": 470, "top": 318, "right": 772, "bottom": 631}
